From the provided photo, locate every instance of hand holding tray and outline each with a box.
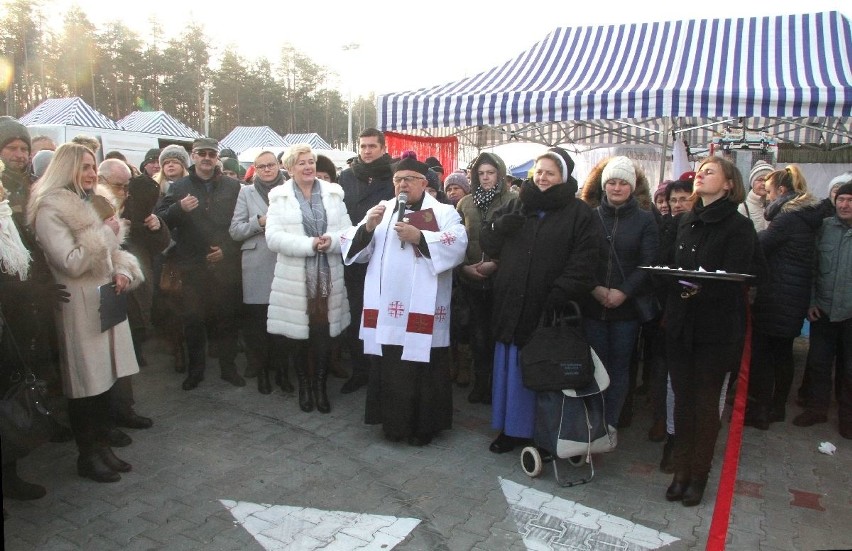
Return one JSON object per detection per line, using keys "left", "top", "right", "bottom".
{"left": 638, "top": 266, "right": 755, "bottom": 282}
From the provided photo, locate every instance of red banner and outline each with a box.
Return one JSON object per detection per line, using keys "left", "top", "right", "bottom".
{"left": 384, "top": 131, "right": 458, "bottom": 173}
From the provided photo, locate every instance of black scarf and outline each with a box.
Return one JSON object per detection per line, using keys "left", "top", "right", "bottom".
{"left": 763, "top": 192, "right": 797, "bottom": 222}
{"left": 518, "top": 179, "right": 573, "bottom": 212}
{"left": 254, "top": 171, "right": 283, "bottom": 205}
{"left": 351, "top": 153, "right": 393, "bottom": 183}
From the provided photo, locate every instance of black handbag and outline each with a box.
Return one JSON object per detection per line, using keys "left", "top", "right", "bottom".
{"left": 520, "top": 302, "right": 595, "bottom": 391}
{"left": 0, "top": 312, "right": 54, "bottom": 463}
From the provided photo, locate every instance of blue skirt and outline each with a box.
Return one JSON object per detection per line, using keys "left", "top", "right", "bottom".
{"left": 491, "top": 342, "right": 536, "bottom": 438}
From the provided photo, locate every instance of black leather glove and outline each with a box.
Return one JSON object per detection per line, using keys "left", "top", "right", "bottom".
{"left": 45, "top": 283, "right": 71, "bottom": 306}
{"left": 492, "top": 212, "right": 525, "bottom": 235}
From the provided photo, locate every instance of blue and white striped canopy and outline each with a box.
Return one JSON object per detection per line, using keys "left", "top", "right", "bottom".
{"left": 219, "top": 126, "right": 289, "bottom": 153}
{"left": 118, "top": 111, "right": 203, "bottom": 140}
{"left": 20, "top": 97, "right": 120, "bottom": 129}
{"left": 378, "top": 11, "right": 852, "bottom": 147}
{"left": 283, "top": 133, "right": 333, "bottom": 150}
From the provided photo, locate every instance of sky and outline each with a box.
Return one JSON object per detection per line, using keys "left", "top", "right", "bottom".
{"left": 44, "top": 0, "right": 849, "bottom": 98}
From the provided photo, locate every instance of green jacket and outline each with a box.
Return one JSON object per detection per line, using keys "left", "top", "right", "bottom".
{"left": 811, "top": 216, "right": 852, "bottom": 322}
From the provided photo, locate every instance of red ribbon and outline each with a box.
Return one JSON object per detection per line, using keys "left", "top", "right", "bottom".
{"left": 707, "top": 292, "right": 752, "bottom": 550}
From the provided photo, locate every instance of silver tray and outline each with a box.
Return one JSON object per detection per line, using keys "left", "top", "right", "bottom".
{"left": 638, "top": 266, "right": 756, "bottom": 281}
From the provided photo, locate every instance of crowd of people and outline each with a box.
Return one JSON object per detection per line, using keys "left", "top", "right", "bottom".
{"left": 1, "top": 117, "right": 850, "bottom": 514}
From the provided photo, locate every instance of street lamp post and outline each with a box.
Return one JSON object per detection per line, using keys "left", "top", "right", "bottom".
{"left": 341, "top": 43, "right": 360, "bottom": 151}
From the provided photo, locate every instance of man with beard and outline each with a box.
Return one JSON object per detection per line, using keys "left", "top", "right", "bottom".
{"left": 155, "top": 138, "right": 244, "bottom": 391}
{"left": 337, "top": 128, "right": 395, "bottom": 393}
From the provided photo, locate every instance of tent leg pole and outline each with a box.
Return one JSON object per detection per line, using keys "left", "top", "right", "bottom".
{"left": 659, "top": 118, "right": 670, "bottom": 182}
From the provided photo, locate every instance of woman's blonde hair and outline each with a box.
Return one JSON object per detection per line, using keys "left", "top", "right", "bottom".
{"left": 28, "top": 143, "right": 96, "bottom": 225}
{"left": 280, "top": 144, "right": 315, "bottom": 171}
{"left": 154, "top": 165, "right": 189, "bottom": 195}
{"left": 766, "top": 165, "right": 809, "bottom": 195}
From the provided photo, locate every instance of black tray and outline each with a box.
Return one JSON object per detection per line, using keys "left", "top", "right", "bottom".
{"left": 638, "top": 266, "right": 756, "bottom": 281}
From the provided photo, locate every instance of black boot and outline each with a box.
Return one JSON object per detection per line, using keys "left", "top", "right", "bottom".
{"left": 95, "top": 445, "right": 132, "bottom": 473}
{"left": 665, "top": 472, "right": 690, "bottom": 501}
{"left": 2, "top": 461, "right": 47, "bottom": 500}
{"left": 295, "top": 357, "right": 313, "bottom": 412}
{"left": 682, "top": 475, "right": 708, "bottom": 506}
{"left": 258, "top": 365, "right": 272, "bottom": 395}
{"left": 77, "top": 447, "right": 121, "bottom": 483}
{"left": 314, "top": 361, "right": 331, "bottom": 414}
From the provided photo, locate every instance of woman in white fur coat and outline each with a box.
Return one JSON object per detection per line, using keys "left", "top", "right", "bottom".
{"left": 266, "top": 144, "right": 351, "bottom": 414}
{"left": 28, "top": 144, "right": 143, "bottom": 484}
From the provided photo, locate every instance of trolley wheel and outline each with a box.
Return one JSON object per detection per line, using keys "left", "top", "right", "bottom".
{"left": 521, "top": 446, "right": 543, "bottom": 478}
{"left": 567, "top": 454, "right": 586, "bottom": 467}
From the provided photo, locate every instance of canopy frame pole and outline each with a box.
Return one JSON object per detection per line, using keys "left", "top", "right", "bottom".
{"left": 658, "top": 118, "right": 671, "bottom": 182}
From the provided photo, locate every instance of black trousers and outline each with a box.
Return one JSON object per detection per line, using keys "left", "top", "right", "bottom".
{"left": 462, "top": 285, "right": 495, "bottom": 381}
{"left": 181, "top": 263, "right": 240, "bottom": 378}
{"left": 748, "top": 331, "right": 795, "bottom": 414}
{"left": 668, "top": 338, "right": 742, "bottom": 478}
{"left": 242, "top": 304, "right": 288, "bottom": 374}
{"left": 68, "top": 386, "right": 113, "bottom": 452}
{"left": 343, "top": 265, "right": 370, "bottom": 378}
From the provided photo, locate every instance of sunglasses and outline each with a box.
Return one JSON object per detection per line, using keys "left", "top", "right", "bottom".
{"left": 193, "top": 150, "right": 218, "bottom": 158}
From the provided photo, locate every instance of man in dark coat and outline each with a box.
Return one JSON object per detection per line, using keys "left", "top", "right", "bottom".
{"left": 337, "top": 128, "right": 395, "bottom": 393}
{"left": 155, "top": 138, "right": 244, "bottom": 390}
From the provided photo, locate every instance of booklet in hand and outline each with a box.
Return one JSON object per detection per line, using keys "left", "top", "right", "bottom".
{"left": 402, "top": 208, "right": 439, "bottom": 257}
{"left": 99, "top": 283, "right": 128, "bottom": 332}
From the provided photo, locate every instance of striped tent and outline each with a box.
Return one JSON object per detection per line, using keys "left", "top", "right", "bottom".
{"left": 219, "top": 126, "right": 288, "bottom": 153}
{"left": 283, "top": 133, "right": 333, "bottom": 150}
{"left": 20, "top": 97, "right": 121, "bottom": 130}
{"left": 377, "top": 11, "right": 852, "bottom": 150}
{"left": 118, "top": 111, "right": 203, "bottom": 140}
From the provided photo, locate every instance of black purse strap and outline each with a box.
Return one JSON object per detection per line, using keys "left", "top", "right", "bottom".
{"left": 597, "top": 208, "right": 627, "bottom": 281}
{"left": 540, "top": 300, "right": 582, "bottom": 328}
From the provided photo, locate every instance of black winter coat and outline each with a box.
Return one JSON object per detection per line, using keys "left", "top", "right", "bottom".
{"left": 155, "top": 166, "right": 241, "bottom": 268}
{"left": 480, "top": 180, "right": 599, "bottom": 347}
{"left": 584, "top": 195, "right": 659, "bottom": 321}
{"left": 752, "top": 193, "right": 825, "bottom": 338}
{"left": 665, "top": 198, "right": 758, "bottom": 345}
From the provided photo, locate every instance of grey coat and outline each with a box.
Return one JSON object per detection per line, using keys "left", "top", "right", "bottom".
{"left": 229, "top": 184, "right": 276, "bottom": 305}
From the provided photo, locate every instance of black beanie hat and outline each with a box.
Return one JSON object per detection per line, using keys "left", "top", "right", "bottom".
{"left": 392, "top": 151, "right": 429, "bottom": 176}
{"left": 424, "top": 156, "right": 443, "bottom": 173}
{"left": 835, "top": 182, "right": 852, "bottom": 199}
{"left": 425, "top": 168, "right": 441, "bottom": 192}
{"left": 541, "top": 146, "right": 577, "bottom": 187}
{"left": 0, "top": 116, "right": 31, "bottom": 151}
{"left": 140, "top": 148, "right": 161, "bottom": 172}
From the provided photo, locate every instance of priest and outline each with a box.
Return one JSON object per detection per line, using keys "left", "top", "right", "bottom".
{"left": 341, "top": 153, "right": 467, "bottom": 446}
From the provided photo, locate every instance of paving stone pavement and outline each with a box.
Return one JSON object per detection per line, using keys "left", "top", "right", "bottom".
{"left": 3, "top": 337, "right": 851, "bottom": 550}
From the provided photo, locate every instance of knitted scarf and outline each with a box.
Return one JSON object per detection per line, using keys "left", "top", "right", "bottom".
{"left": 254, "top": 171, "right": 283, "bottom": 205}
{"left": 294, "top": 180, "right": 330, "bottom": 304}
{"left": 472, "top": 184, "right": 499, "bottom": 211}
{"left": 351, "top": 153, "right": 393, "bottom": 183}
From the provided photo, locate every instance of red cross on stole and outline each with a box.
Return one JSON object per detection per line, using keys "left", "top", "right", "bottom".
{"left": 406, "top": 313, "right": 434, "bottom": 334}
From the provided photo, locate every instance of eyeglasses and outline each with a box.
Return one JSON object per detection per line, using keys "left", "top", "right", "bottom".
{"left": 669, "top": 197, "right": 692, "bottom": 204}
{"left": 193, "top": 150, "right": 218, "bottom": 158}
{"left": 392, "top": 175, "right": 426, "bottom": 184}
{"left": 255, "top": 163, "right": 277, "bottom": 171}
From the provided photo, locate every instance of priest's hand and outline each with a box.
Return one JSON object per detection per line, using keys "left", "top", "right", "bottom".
{"left": 394, "top": 222, "right": 422, "bottom": 245}
{"left": 365, "top": 204, "right": 386, "bottom": 232}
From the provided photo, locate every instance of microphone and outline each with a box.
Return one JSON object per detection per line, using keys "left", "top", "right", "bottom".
{"left": 397, "top": 192, "right": 408, "bottom": 248}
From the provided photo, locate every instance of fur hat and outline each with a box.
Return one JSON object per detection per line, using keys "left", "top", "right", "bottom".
{"left": 32, "top": 150, "right": 54, "bottom": 179}
{"left": 159, "top": 144, "right": 190, "bottom": 168}
{"left": 749, "top": 160, "right": 774, "bottom": 186}
{"left": 315, "top": 154, "right": 337, "bottom": 182}
{"left": 392, "top": 151, "right": 429, "bottom": 176}
{"left": 835, "top": 182, "right": 852, "bottom": 199}
{"left": 0, "top": 116, "right": 31, "bottom": 151}
{"left": 140, "top": 148, "right": 161, "bottom": 172}
{"left": 601, "top": 156, "right": 636, "bottom": 191}
{"left": 443, "top": 170, "right": 470, "bottom": 194}
{"left": 541, "top": 147, "right": 577, "bottom": 187}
